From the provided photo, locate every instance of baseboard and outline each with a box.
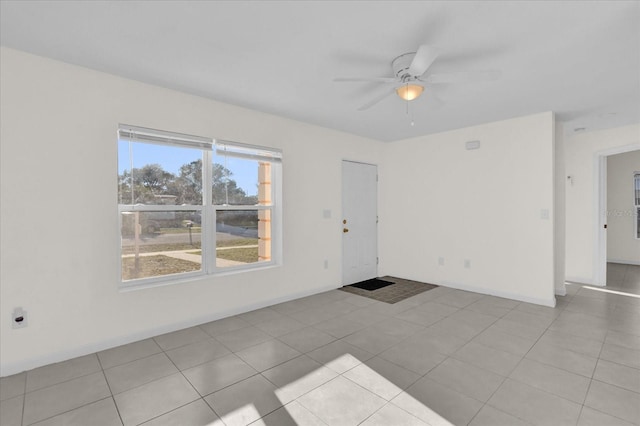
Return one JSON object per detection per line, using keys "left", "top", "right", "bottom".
{"left": 607, "top": 259, "right": 640, "bottom": 266}
{"left": 437, "top": 280, "right": 556, "bottom": 308}
{"left": 555, "top": 286, "right": 567, "bottom": 296}
{"left": 0, "top": 283, "right": 338, "bottom": 377}
{"left": 565, "top": 276, "right": 597, "bottom": 286}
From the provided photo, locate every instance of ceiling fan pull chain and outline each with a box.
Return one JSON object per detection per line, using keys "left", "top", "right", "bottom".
{"left": 406, "top": 83, "right": 409, "bottom": 115}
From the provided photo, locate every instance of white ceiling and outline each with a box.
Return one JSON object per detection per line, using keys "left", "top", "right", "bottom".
{"left": 1, "top": 1, "right": 639, "bottom": 142}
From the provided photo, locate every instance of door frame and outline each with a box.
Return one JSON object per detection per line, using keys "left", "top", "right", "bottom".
{"left": 341, "top": 159, "right": 379, "bottom": 285}
{"left": 594, "top": 144, "right": 640, "bottom": 286}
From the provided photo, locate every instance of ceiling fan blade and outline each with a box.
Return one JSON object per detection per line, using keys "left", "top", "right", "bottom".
{"left": 334, "top": 77, "right": 397, "bottom": 83}
{"left": 408, "top": 44, "right": 439, "bottom": 77}
{"left": 357, "top": 88, "right": 397, "bottom": 111}
{"left": 428, "top": 91, "right": 445, "bottom": 108}
{"left": 424, "top": 70, "right": 501, "bottom": 84}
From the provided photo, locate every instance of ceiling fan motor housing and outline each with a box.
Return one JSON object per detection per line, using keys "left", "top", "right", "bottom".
{"left": 392, "top": 52, "right": 418, "bottom": 81}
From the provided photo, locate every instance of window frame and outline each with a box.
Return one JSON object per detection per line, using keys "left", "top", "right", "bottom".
{"left": 212, "top": 139, "right": 282, "bottom": 273}
{"left": 634, "top": 172, "right": 640, "bottom": 240}
{"left": 117, "top": 125, "right": 281, "bottom": 289}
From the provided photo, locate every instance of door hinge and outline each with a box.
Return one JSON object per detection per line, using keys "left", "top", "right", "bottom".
{"left": 376, "top": 174, "right": 379, "bottom": 182}
{"left": 377, "top": 257, "right": 379, "bottom": 265}
{"left": 376, "top": 215, "right": 379, "bottom": 224}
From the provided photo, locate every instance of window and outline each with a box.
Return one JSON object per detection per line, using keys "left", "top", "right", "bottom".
{"left": 213, "top": 142, "right": 280, "bottom": 269}
{"left": 118, "top": 125, "right": 281, "bottom": 287}
{"left": 635, "top": 172, "right": 640, "bottom": 239}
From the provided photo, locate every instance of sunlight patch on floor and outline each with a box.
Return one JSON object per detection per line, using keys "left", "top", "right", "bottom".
{"left": 582, "top": 285, "right": 640, "bottom": 298}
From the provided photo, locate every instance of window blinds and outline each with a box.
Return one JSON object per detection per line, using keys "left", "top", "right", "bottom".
{"left": 118, "top": 124, "right": 213, "bottom": 150}
{"left": 215, "top": 140, "right": 282, "bottom": 163}
{"left": 117, "top": 125, "right": 281, "bottom": 162}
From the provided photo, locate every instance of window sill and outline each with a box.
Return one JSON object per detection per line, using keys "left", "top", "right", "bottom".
{"left": 118, "top": 262, "right": 281, "bottom": 292}
{"left": 211, "top": 262, "right": 281, "bottom": 278}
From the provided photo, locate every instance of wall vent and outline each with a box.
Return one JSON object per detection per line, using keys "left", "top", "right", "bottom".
{"left": 465, "top": 140, "right": 481, "bottom": 150}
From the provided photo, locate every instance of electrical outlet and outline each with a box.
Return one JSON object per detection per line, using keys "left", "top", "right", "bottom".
{"left": 464, "top": 259, "right": 471, "bottom": 269}
{"left": 12, "top": 307, "right": 27, "bottom": 329}
{"left": 438, "top": 257, "right": 445, "bottom": 266}
{"left": 324, "top": 260, "right": 329, "bottom": 269}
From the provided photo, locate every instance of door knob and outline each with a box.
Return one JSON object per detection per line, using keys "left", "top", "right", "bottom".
{"left": 343, "top": 228, "right": 349, "bottom": 233}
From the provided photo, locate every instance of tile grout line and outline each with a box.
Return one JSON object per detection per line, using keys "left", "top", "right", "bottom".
{"left": 101, "top": 336, "right": 215, "bottom": 424}
{"left": 20, "top": 357, "right": 103, "bottom": 395}
{"left": 22, "top": 396, "right": 116, "bottom": 426}
{"left": 200, "top": 394, "right": 225, "bottom": 425}
{"left": 459, "top": 294, "right": 575, "bottom": 426}
{"left": 575, "top": 325, "right": 607, "bottom": 425}
{"left": 158, "top": 340, "right": 222, "bottom": 425}
{"left": 19, "top": 357, "right": 108, "bottom": 426}
{"left": 432, "top": 299, "right": 524, "bottom": 426}
{"left": 20, "top": 375, "right": 26, "bottom": 426}
{"left": 95, "top": 354, "right": 125, "bottom": 426}
{"left": 483, "top": 286, "right": 639, "bottom": 425}
{"left": 577, "top": 324, "right": 640, "bottom": 425}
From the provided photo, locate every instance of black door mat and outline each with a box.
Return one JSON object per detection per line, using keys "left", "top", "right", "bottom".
{"left": 340, "top": 276, "right": 438, "bottom": 304}
{"left": 347, "top": 278, "right": 394, "bottom": 291}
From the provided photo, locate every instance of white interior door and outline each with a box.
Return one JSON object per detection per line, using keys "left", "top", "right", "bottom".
{"left": 342, "top": 160, "right": 378, "bottom": 285}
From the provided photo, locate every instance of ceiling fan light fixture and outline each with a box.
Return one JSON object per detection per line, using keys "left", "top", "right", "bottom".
{"left": 396, "top": 84, "right": 424, "bottom": 101}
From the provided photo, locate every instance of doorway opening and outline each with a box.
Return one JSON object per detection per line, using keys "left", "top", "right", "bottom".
{"left": 595, "top": 145, "right": 640, "bottom": 292}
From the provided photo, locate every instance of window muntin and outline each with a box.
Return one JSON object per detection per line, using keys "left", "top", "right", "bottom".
{"left": 118, "top": 125, "right": 280, "bottom": 286}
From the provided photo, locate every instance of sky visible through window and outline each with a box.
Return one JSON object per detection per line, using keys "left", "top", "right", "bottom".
{"left": 118, "top": 141, "right": 258, "bottom": 196}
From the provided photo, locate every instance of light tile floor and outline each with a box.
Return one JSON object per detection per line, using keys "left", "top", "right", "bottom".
{"left": 607, "top": 263, "right": 640, "bottom": 295}
{"left": 1, "top": 281, "right": 639, "bottom": 426}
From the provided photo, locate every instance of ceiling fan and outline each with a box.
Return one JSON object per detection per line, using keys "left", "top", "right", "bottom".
{"left": 335, "top": 44, "right": 500, "bottom": 111}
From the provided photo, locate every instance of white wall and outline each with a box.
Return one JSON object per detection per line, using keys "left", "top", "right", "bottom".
{"left": 378, "top": 112, "right": 556, "bottom": 307}
{"left": 607, "top": 150, "right": 640, "bottom": 264}
{"left": 555, "top": 122, "right": 567, "bottom": 295}
{"left": 564, "top": 125, "right": 640, "bottom": 284}
{"left": 0, "top": 46, "right": 567, "bottom": 376}
{"left": 0, "top": 47, "right": 383, "bottom": 376}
